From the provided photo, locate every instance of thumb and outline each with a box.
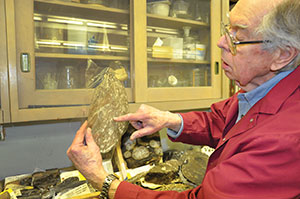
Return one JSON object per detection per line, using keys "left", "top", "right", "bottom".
{"left": 85, "top": 128, "right": 98, "bottom": 147}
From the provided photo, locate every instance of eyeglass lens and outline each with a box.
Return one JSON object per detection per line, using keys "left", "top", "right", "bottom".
{"left": 222, "top": 24, "right": 236, "bottom": 54}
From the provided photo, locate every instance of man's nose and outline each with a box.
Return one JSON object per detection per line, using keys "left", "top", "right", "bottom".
{"left": 217, "top": 35, "right": 228, "bottom": 51}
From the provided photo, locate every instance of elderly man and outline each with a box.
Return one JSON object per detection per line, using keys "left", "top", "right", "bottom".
{"left": 67, "top": 0, "right": 300, "bottom": 198}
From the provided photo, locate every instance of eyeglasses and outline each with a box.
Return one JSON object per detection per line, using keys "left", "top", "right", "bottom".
{"left": 221, "top": 23, "right": 270, "bottom": 55}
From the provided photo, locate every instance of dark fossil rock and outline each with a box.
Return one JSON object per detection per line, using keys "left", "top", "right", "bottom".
{"left": 32, "top": 170, "right": 60, "bottom": 190}
{"left": 87, "top": 67, "right": 129, "bottom": 153}
{"left": 127, "top": 147, "right": 210, "bottom": 191}
{"left": 121, "top": 126, "right": 163, "bottom": 169}
{"left": 144, "top": 159, "right": 181, "bottom": 185}
{"left": 179, "top": 148, "right": 209, "bottom": 186}
{"left": 19, "top": 189, "right": 42, "bottom": 198}
{"left": 3, "top": 168, "right": 93, "bottom": 199}
{"left": 52, "top": 177, "right": 81, "bottom": 193}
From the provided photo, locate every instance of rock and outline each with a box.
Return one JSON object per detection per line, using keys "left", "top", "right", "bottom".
{"left": 121, "top": 126, "right": 162, "bottom": 169}
{"left": 87, "top": 67, "right": 128, "bottom": 153}
{"left": 144, "top": 159, "right": 180, "bottom": 184}
{"left": 180, "top": 148, "right": 209, "bottom": 185}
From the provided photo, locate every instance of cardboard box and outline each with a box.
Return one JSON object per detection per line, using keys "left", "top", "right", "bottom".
{"left": 152, "top": 46, "right": 173, "bottom": 59}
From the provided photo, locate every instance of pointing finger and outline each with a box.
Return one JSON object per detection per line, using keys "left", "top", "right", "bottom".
{"left": 114, "top": 113, "right": 143, "bottom": 122}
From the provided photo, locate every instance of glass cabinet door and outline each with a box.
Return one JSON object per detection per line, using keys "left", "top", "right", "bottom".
{"left": 14, "top": 0, "right": 131, "bottom": 108}
{"left": 0, "top": 0, "right": 10, "bottom": 123}
{"left": 145, "top": 0, "right": 222, "bottom": 102}
{"left": 7, "top": 0, "right": 225, "bottom": 122}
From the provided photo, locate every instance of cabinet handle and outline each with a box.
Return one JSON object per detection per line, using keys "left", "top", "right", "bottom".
{"left": 21, "top": 53, "right": 30, "bottom": 72}
{"left": 215, "top": 61, "right": 219, "bottom": 75}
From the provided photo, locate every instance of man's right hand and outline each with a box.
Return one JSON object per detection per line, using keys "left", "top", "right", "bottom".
{"left": 114, "top": 104, "right": 182, "bottom": 140}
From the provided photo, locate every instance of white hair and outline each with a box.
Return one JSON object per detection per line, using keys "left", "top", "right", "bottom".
{"left": 256, "top": 0, "right": 300, "bottom": 71}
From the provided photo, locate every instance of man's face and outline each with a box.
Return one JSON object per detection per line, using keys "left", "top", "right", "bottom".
{"left": 217, "top": 0, "right": 281, "bottom": 91}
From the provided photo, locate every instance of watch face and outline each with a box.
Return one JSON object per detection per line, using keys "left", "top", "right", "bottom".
{"left": 106, "top": 177, "right": 113, "bottom": 183}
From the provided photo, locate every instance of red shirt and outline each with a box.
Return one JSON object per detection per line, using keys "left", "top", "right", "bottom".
{"left": 115, "top": 66, "right": 300, "bottom": 199}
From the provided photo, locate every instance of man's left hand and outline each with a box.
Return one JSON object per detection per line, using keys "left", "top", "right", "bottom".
{"left": 67, "top": 121, "right": 108, "bottom": 189}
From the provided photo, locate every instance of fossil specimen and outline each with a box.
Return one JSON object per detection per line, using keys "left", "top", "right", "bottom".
{"left": 87, "top": 67, "right": 128, "bottom": 153}
{"left": 121, "top": 126, "right": 163, "bottom": 169}
{"left": 144, "top": 159, "right": 180, "bottom": 185}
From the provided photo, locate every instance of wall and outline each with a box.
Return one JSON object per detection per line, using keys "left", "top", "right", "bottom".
{"left": 0, "top": 109, "right": 209, "bottom": 180}
{"left": 0, "top": 120, "right": 82, "bottom": 180}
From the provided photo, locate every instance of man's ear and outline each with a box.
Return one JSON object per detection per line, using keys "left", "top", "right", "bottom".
{"left": 270, "top": 46, "right": 299, "bottom": 71}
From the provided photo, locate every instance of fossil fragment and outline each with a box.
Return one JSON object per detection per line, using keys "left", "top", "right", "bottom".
{"left": 132, "top": 146, "right": 150, "bottom": 160}
{"left": 124, "top": 139, "right": 136, "bottom": 151}
{"left": 154, "top": 148, "right": 163, "bottom": 156}
{"left": 121, "top": 125, "right": 163, "bottom": 168}
{"left": 127, "top": 147, "right": 209, "bottom": 191}
{"left": 144, "top": 159, "right": 180, "bottom": 184}
{"left": 87, "top": 67, "right": 128, "bottom": 153}
{"left": 149, "top": 140, "right": 161, "bottom": 148}
{"left": 123, "top": 150, "right": 132, "bottom": 159}
{"left": 180, "top": 148, "right": 209, "bottom": 186}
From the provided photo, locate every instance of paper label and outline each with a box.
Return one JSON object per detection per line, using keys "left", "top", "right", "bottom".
{"left": 60, "top": 170, "right": 86, "bottom": 182}
{"left": 54, "top": 183, "right": 91, "bottom": 199}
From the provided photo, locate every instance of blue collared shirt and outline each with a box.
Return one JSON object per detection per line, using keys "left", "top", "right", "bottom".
{"left": 236, "top": 70, "right": 293, "bottom": 123}
{"left": 167, "top": 70, "right": 294, "bottom": 139}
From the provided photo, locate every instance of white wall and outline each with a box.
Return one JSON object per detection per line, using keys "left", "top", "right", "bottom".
{"left": 0, "top": 120, "right": 82, "bottom": 179}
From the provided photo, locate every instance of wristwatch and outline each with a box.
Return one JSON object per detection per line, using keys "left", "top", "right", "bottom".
{"left": 99, "top": 174, "right": 118, "bottom": 199}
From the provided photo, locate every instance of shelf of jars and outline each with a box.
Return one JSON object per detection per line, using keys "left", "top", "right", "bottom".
{"left": 143, "top": 0, "right": 221, "bottom": 102}
{"left": 7, "top": 0, "right": 132, "bottom": 111}
{"left": 33, "top": 2, "right": 131, "bottom": 59}
{"left": 33, "top": 0, "right": 132, "bottom": 90}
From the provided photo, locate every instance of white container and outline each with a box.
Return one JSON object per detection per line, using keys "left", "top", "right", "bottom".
{"left": 163, "top": 37, "right": 183, "bottom": 59}
{"left": 196, "top": 44, "right": 206, "bottom": 61}
{"left": 149, "top": 1, "right": 170, "bottom": 16}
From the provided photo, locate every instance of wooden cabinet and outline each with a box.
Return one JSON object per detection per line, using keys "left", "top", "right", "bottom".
{"left": 4, "top": 0, "right": 229, "bottom": 123}
{"left": 0, "top": 0, "right": 10, "bottom": 124}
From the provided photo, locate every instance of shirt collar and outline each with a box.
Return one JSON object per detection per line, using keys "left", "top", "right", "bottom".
{"left": 237, "top": 70, "right": 294, "bottom": 107}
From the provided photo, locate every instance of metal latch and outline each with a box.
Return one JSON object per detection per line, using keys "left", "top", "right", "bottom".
{"left": 21, "top": 53, "right": 30, "bottom": 72}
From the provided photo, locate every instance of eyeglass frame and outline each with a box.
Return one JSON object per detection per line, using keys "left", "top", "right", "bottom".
{"left": 221, "top": 22, "right": 271, "bottom": 55}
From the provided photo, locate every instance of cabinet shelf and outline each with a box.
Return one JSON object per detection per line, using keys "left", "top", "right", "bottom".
{"left": 147, "top": 14, "right": 209, "bottom": 29}
{"left": 35, "top": 52, "right": 130, "bottom": 61}
{"left": 35, "top": 0, "right": 129, "bottom": 24}
{"left": 147, "top": 58, "right": 209, "bottom": 64}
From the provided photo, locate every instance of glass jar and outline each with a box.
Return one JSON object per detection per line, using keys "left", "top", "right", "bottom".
{"left": 170, "top": 0, "right": 190, "bottom": 18}
{"left": 58, "top": 66, "right": 78, "bottom": 89}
